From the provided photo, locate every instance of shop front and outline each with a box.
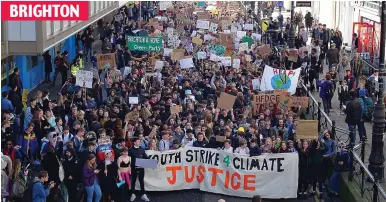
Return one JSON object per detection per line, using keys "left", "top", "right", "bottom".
{"left": 360, "top": 16, "right": 381, "bottom": 57}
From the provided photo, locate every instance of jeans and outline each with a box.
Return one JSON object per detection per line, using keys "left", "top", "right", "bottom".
{"left": 329, "top": 171, "right": 341, "bottom": 193}
{"left": 131, "top": 168, "right": 145, "bottom": 195}
{"left": 84, "top": 46, "right": 92, "bottom": 62}
{"left": 85, "top": 179, "right": 102, "bottom": 202}
{"left": 348, "top": 123, "right": 365, "bottom": 144}
{"left": 322, "top": 98, "right": 331, "bottom": 114}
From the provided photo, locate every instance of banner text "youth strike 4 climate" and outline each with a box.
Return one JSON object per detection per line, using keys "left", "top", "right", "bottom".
{"left": 1, "top": 1, "right": 89, "bottom": 21}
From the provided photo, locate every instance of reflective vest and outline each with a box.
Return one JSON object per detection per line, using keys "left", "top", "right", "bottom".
{"left": 71, "top": 64, "right": 80, "bottom": 77}
{"left": 79, "top": 58, "right": 84, "bottom": 69}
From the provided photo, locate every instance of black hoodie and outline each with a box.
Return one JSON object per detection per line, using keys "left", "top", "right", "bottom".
{"left": 62, "top": 148, "right": 81, "bottom": 184}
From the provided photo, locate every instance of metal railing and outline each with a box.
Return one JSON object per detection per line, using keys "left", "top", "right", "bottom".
{"left": 301, "top": 82, "right": 386, "bottom": 202}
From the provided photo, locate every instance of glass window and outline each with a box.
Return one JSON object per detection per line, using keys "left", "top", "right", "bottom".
{"left": 1, "top": 58, "right": 7, "bottom": 87}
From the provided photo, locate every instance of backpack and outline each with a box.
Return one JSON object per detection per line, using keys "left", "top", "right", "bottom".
{"left": 12, "top": 178, "right": 26, "bottom": 198}
{"left": 22, "top": 181, "right": 39, "bottom": 202}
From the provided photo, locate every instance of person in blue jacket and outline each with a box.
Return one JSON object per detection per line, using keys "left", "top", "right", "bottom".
{"left": 17, "top": 123, "right": 39, "bottom": 160}
{"left": 329, "top": 142, "right": 350, "bottom": 197}
{"left": 1, "top": 91, "right": 14, "bottom": 112}
{"left": 317, "top": 74, "right": 334, "bottom": 115}
{"left": 32, "top": 171, "right": 55, "bottom": 202}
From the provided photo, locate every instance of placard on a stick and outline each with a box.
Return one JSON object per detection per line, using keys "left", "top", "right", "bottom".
{"left": 296, "top": 120, "right": 318, "bottom": 140}
{"left": 97, "top": 53, "right": 116, "bottom": 70}
{"left": 217, "top": 92, "right": 236, "bottom": 110}
{"left": 292, "top": 97, "right": 309, "bottom": 108}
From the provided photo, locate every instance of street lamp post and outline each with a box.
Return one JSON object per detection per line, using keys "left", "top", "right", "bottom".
{"left": 368, "top": 1, "right": 386, "bottom": 183}
{"left": 288, "top": 1, "right": 295, "bottom": 48}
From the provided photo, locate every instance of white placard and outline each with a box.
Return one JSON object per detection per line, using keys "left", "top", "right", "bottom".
{"left": 210, "top": 53, "right": 220, "bottom": 62}
{"left": 154, "top": 60, "right": 164, "bottom": 69}
{"left": 252, "top": 79, "right": 261, "bottom": 90}
{"left": 129, "top": 97, "right": 139, "bottom": 104}
{"left": 191, "top": 31, "right": 197, "bottom": 37}
{"left": 231, "top": 25, "right": 237, "bottom": 33}
{"left": 220, "top": 57, "right": 232, "bottom": 67}
{"left": 204, "top": 34, "right": 212, "bottom": 42}
{"left": 124, "top": 66, "right": 131, "bottom": 77}
{"left": 244, "top": 23, "right": 254, "bottom": 30}
{"left": 232, "top": 59, "right": 240, "bottom": 68}
{"left": 196, "top": 20, "right": 210, "bottom": 29}
{"left": 237, "top": 31, "right": 247, "bottom": 38}
{"left": 252, "top": 33, "right": 262, "bottom": 41}
{"left": 209, "top": 23, "right": 218, "bottom": 33}
{"left": 76, "top": 70, "right": 93, "bottom": 88}
{"left": 239, "top": 42, "right": 249, "bottom": 52}
{"left": 163, "top": 48, "right": 173, "bottom": 57}
{"left": 197, "top": 51, "right": 207, "bottom": 59}
{"left": 179, "top": 58, "right": 194, "bottom": 69}
{"left": 160, "top": 1, "right": 173, "bottom": 10}
{"left": 223, "top": 30, "right": 231, "bottom": 34}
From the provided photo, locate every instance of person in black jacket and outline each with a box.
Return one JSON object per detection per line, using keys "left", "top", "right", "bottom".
{"left": 344, "top": 90, "right": 362, "bottom": 144}
{"left": 329, "top": 142, "right": 350, "bottom": 197}
{"left": 295, "top": 140, "right": 311, "bottom": 199}
{"left": 130, "top": 137, "right": 150, "bottom": 201}
{"left": 62, "top": 148, "right": 81, "bottom": 202}
{"left": 43, "top": 50, "right": 53, "bottom": 83}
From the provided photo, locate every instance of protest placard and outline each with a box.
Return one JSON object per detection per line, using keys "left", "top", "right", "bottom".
{"left": 197, "top": 11, "right": 210, "bottom": 19}
{"left": 196, "top": 20, "right": 210, "bottom": 29}
{"left": 76, "top": 70, "right": 93, "bottom": 88}
{"left": 171, "top": 50, "right": 185, "bottom": 61}
{"left": 209, "top": 44, "right": 226, "bottom": 56}
{"left": 231, "top": 25, "right": 237, "bottom": 33}
{"left": 239, "top": 42, "right": 249, "bottom": 52}
{"left": 154, "top": 60, "right": 164, "bottom": 70}
{"left": 244, "top": 23, "right": 253, "bottom": 30}
{"left": 278, "top": 93, "right": 293, "bottom": 108}
{"left": 192, "top": 37, "right": 203, "bottom": 45}
{"left": 296, "top": 120, "right": 318, "bottom": 139}
{"left": 256, "top": 45, "right": 272, "bottom": 56}
{"left": 237, "top": 31, "right": 247, "bottom": 38}
{"left": 245, "top": 55, "right": 252, "bottom": 62}
{"left": 220, "top": 57, "right": 232, "bottom": 67}
{"left": 129, "top": 97, "right": 139, "bottom": 104}
{"left": 210, "top": 53, "right": 220, "bottom": 62}
{"left": 292, "top": 97, "right": 309, "bottom": 108}
{"left": 252, "top": 33, "right": 262, "bottom": 41}
{"left": 125, "top": 111, "right": 139, "bottom": 122}
{"left": 197, "top": 51, "right": 207, "bottom": 59}
{"left": 221, "top": 20, "right": 232, "bottom": 30}
{"left": 97, "top": 53, "right": 116, "bottom": 70}
{"left": 252, "top": 79, "right": 261, "bottom": 90}
{"left": 242, "top": 36, "right": 253, "bottom": 47}
{"left": 159, "top": 1, "right": 173, "bottom": 10}
{"left": 209, "top": 23, "right": 218, "bottom": 32}
{"left": 232, "top": 58, "right": 240, "bottom": 68}
{"left": 217, "top": 92, "right": 237, "bottom": 110}
{"left": 166, "top": 27, "right": 174, "bottom": 36}
{"left": 171, "top": 105, "right": 182, "bottom": 115}
{"left": 179, "top": 58, "right": 194, "bottom": 69}
{"left": 127, "top": 36, "right": 163, "bottom": 52}
{"left": 163, "top": 48, "right": 173, "bottom": 57}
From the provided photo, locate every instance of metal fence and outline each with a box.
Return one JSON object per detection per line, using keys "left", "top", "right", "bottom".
{"left": 301, "top": 82, "right": 386, "bottom": 202}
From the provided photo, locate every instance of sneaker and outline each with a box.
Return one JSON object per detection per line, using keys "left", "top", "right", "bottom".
{"left": 141, "top": 194, "right": 150, "bottom": 201}
{"left": 130, "top": 194, "right": 136, "bottom": 201}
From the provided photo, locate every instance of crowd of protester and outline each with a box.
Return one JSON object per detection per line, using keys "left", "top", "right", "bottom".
{"left": 1, "top": 1, "right": 381, "bottom": 202}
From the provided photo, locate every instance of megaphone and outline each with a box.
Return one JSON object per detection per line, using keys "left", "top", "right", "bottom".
{"left": 116, "top": 180, "right": 126, "bottom": 188}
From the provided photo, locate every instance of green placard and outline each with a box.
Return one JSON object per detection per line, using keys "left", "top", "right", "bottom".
{"left": 127, "top": 36, "right": 163, "bottom": 52}
{"left": 209, "top": 44, "right": 226, "bottom": 56}
{"left": 242, "top": 36, "right": 253, "bottom": 47}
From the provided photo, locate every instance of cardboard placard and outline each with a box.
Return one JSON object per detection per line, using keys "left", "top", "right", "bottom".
{"left": 296, "top": 120, "right": 318, "bottom": 140}
{"left": 171, "top": 50, "right": 185, "bottom": 61}
{"left": 97, "top": 53, "right": 116, "bottom": 70}
{"left": 215, "top": 136, "right": 226, "bottom": 142}
{"left": 125, "top": 111, "right": 139, "bottom": 122}
{"left": 192, "top": 37, "right": 203, "bottom": 45}
{"left": 252, "top": 94, "right": 280, "bottom": 115}
{"left": 217, "top": 92, "right": 237, "bottom": 110}
{"left": 171, "top": 105, "right": 182, "bottom": 115}
{"left": 278, "top": 93, "right": 293, "bottom": 108}
{"left": 256, "top": 45, "right": 272, "bottom": 57}
{"left": 292, "top": 97, "right": 309, "bottom": 108}
{"left": 288, "top": 49, "right": 299, "bottom": 62}
{"left": 197, "top": 11, "right": 210, "bottom": 19}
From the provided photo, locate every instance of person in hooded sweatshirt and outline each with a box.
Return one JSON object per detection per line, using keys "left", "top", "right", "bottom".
{"left": 62, "top": 148, "right": 81, "bottom": 202}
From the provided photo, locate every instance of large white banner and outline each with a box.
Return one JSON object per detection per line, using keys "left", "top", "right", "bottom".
{"left": 134, "top": 147, "right": 299, "bottom": 199}
{"left": 260, "top": 65, "right": 301, "bottom": 95}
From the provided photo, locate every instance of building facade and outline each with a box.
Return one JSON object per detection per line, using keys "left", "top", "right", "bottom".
{"left": 1, "top": 1, "right": 122, "bottom": 92}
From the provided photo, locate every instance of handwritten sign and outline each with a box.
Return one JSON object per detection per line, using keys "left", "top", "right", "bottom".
{"left": 209, "top": 44, "right": 226, "bottom": 56}
{"left": 244, "top": 24, "right": 253, "bottom": 30}
{"left": 197, "top": 51, "right": 207, "bottom": 59}
{"left": 76, "top": 70, "right": 93, "bottom": 88}
{"left": 297, "top": 120, "right": 318, "bottom": 139}
{"left": 232, "top": 59, "right": 240, "bottom": 68}
{"left": 292, "top": 97, "right": 309, "bottom": 108}
{"left": 209, "top": 23, "right": 218, "bottom": 32}
{"left": 171, "top": 105, "right": 182, "bottom": 115}
{"left": 252, "top": 79, "right": 260, "bottom": 90}
{"left": 179, "top": 58, "right": 194, "bottom": 69}
{"left": 196, "top": 20, "right": 210, "bottom": 29}
{"left": 97, "top": 53, "right": 116, "bottom": 70}
{"left": 217, "top": 93, "right": 237, "bottom": 110}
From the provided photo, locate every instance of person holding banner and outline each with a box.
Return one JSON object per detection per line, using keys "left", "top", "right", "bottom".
{"left": 129, "top": 137, "right": 150, "bottom": 202}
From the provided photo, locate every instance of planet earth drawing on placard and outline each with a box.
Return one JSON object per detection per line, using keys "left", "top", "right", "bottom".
{"left": 271, "top": 74, "right": 291, "bottom": 90}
